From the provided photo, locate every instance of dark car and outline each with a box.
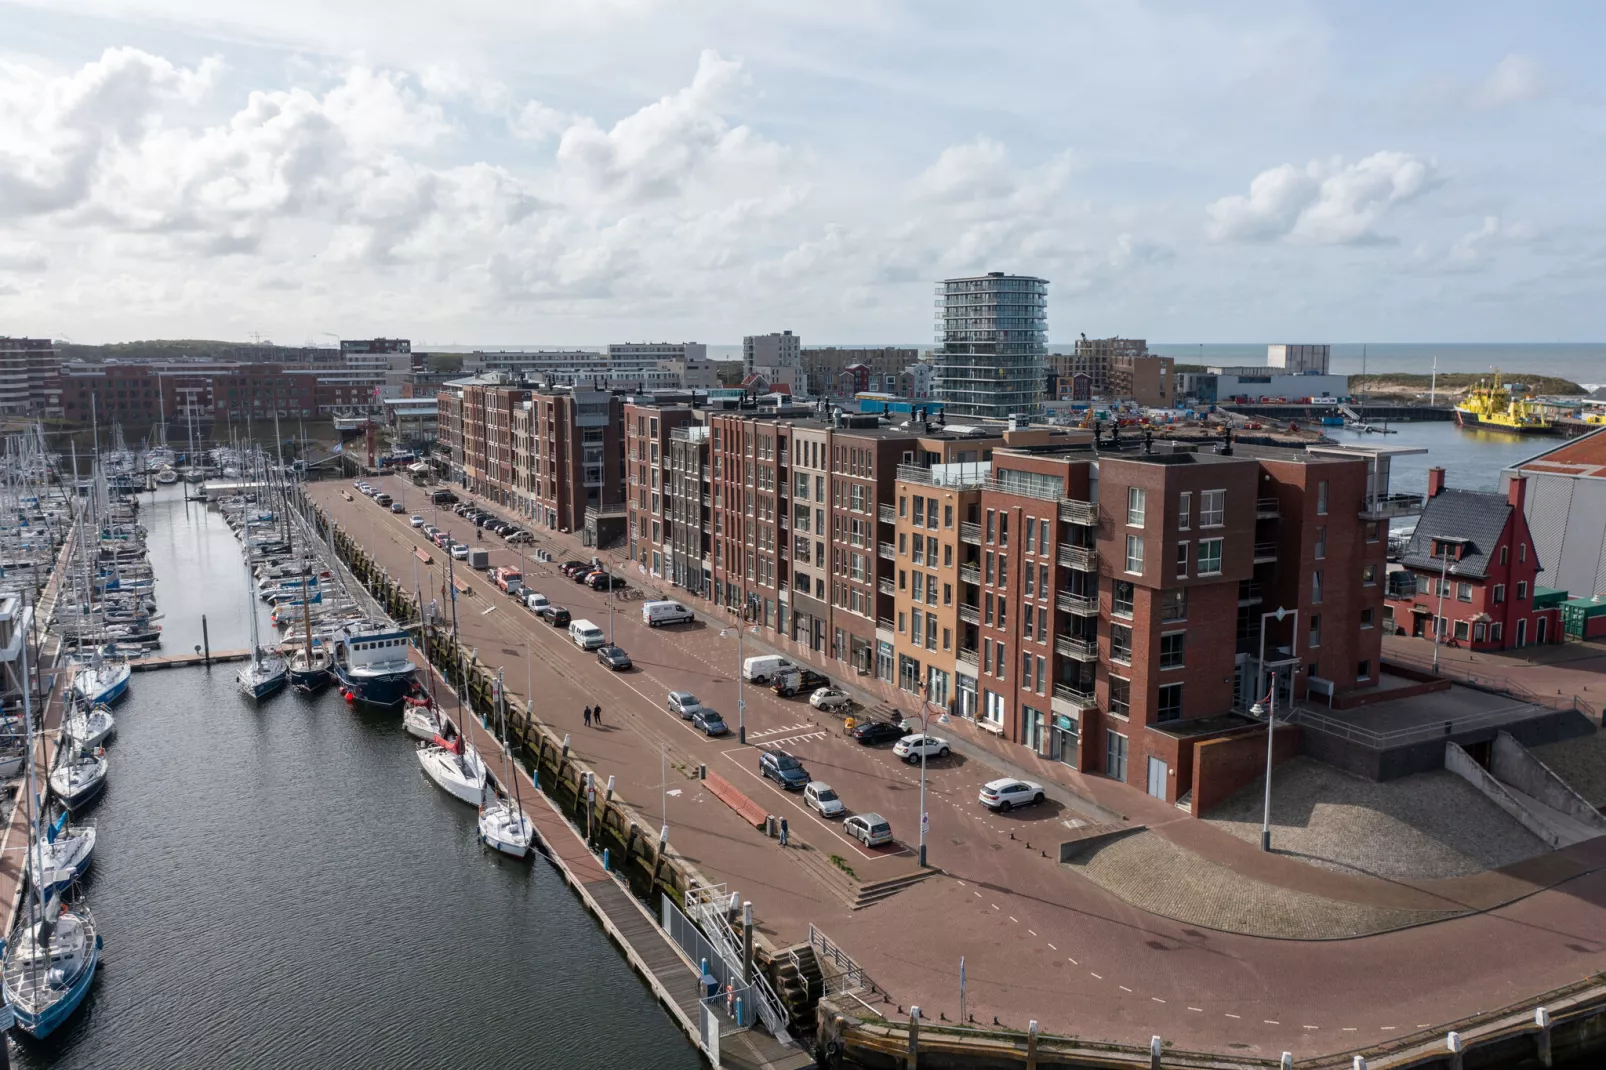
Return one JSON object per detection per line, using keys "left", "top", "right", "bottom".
{"left": 759, "top": 750, "right": 810, "bottom": 790}
{"left": 572, "top": 568, "right": 601, "bottom": 585}
{"left": 430, "top": 490, "right": 457, "bottom": 504}
{"left": 540, "top": 605, "right": 571, "bottom": 627}
{"left": 587, "top": 572, "right": 628, "bottom": 591}
{"left": 852, "top": 720, "right": 910, "bottom": 746}
{"left": 559, "top": 560, "right": 592, "bottom": 577}
{"left": 596, "top": 645, "right": 632, "bottom": 671}
{"left": 691, "top": 709, "right": 729, "bottom": 737}
{"left": 772, "top": 668, "right": 830, "bottom": 697}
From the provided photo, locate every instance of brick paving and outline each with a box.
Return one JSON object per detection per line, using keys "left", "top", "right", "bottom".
{"left": 1064, "top": 831, "right": 1464, "bottom": 939}
{"left": 1203, "top": 757, "right": 1548, "bottom": 880}
{"left": 317, "top": 477, "right": 1606, "bottom": 1058}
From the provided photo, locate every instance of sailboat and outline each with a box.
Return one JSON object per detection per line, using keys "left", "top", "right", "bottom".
{"left": 72, "top": 655, "right": 131, "bottom": 706}
{"left": 155, "top": 465, "right": 179, "bottom": 485}
{"left": 237, "top": 555, "right": 288, "bottom": 701}
{"left": 477, "top": 673, "right": 533, "bottom": 858}
{"left": 27, "top": 809, "right": 97, "bottom": 898}
{"left": 63, "top": 702, "right": 116, "bottom": 750}
{"left": 417, "top": 727, "right": 487, "bottom": 805}
{"left": 402, "top": 691, "right": 442, "bottom": 741}
{"left": 287, "top": 569, "right": 331, "bottom": 692}
{"left": 48, "top": 744, "right": 109, "bottom": 813}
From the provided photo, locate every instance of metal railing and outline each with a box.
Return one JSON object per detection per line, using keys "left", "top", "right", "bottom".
{"left": 876, "top": 617, "right": 896, "bottom": 634}
{"left": 1382, "top": 651, "right": 1600, "bottom": 721}
{"left": 1253, "top": 542, "right": 1278, "bottom": 562}
{"left": 877, "top": 541, "right": 896, "bottom": 560}
{"left": 1360, "top": 493, "right": 1426, "bottom": 520}
{"left": 1056, "top": 590, "right": 1098, "bottom": 615}
{"left": 1054, "top": 634, "right": 1097, "bottom": 660}
{"left": 959, "top": 521, "right": 981, "bottom": 545}
{"left": 958, "top": 563, "right": 981, "bottom": 585}
{"left": 808, "top": 924, "right": 879, "bottom": 999}
{"left": 1052, "top": 683, "right": 1098, "bottom": 710}
{"left": 958, "top": 602, "right": 980, "bottom": 625}
{"left": 878, "top": 576, "right": 895, "bottom": 596}
{"left": 1059, "top": 498, "right": 1097, "bottom": 525}
{"left": 1238, "top": 581, "right": 1263, "bottom": 605}
{"left": 957, "top": 646, "right": 979, "bottom": 668}
{"left": 1057, "top": 543, "right": 1096, "bottom": 571}
{"left": 1289, "top": 700, "right": 1552, "bottom": 749}
{"left": 681, "top": 887, "right": 789, "bottom": 1040}
{"left": 878, "top": 503, "right": 896, "bottom": 524}
{"left": 1256, "top": 497, "right": 1280, "bottom": 518}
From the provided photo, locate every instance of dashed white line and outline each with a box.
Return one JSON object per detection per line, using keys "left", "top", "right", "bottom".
{"left": 1264, "top": 1020, "right": 1280, "bottom": 1026}
{"left": 1224, "top": 1013, "right": 1241, "bottom": 1020}
{"left": 1187, "top": 1007, "right": 1203, "bottom": 1013}
{"left": 973, "top": 891, "right": 982, "bottom": 898}
{"left": 1118, "top": 985, "right": 1132, "bottom": 993}
{"left": 1089, "top": 972, "right": 1102, "bottom": 980}
{"left": 1303, "top": 1025, "right": 1319, "bottom": 1030}
{"left": 1380, "top": 1026, "right": 1396, "bottom": 1031}
{"left": 1046, "top": 943, "right": 1056, "bottom": 951}
{"left": 1008, "top": 916, "right": 1019, "bottom": 924}
{"left": 1027, "top": 929, "right": 1037, "bottom": 937}
{"left": 1151, "top": 997, "right": 1166, "bottom": 1004}
{"left": 1342, "top": 1027, "right": 1358, "bottom": 1032}
{"left": 1067, "top": 957, "right": 1078, "bottom": 966}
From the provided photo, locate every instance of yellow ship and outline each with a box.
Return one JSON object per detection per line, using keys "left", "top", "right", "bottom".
{"left": 1454, "top": 370, "right": 1552, "bottom": 434}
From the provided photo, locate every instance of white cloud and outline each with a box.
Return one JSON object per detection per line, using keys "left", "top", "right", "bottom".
{"left": 510, "top": 100, "right": 572, "bottom": 143}
{"left": 1206, "top": 151, "right": 1437, "bottom": 245}
{"left": 0, "top": 240, "right": 49, "bottom": 272}
{"left": 1448, "top": 216, "right": 1534, "bottom": 266}
{"left": 1473, "top": 54, "right": 1544, "bottom": 109}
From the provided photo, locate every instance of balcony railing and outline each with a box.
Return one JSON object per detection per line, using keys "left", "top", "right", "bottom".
{"left": 1051, "top": 683, "right": 1098, "bottom": 711}
{"left": 1054, "top": 635, "right": 1097, "bottom": 660}
{"left": 1253, "top": 542, "right": 1278, "bottom": 563}
{"left": 958, "top": 602, "right": 980, "bottom": 625}
{"left": 956, "top": 646, "right": 980, "bottom": 669}
{"left": 1057, "top": 543, "right": 1097, "bottom": 571}
{"left": 1238, "top": 581, "right": 1263, "bottom": 606}
{"left": 958, "top": 563, "right": 981, "bottom": 586}
{"left": 1056, "top": 590, "right": 1098, "bottom": 615}
{"left": 878, "top": 576, "right": 896, "bottom": 596}
{"left": 959, "top": 521, "right": 981, "bottom": 545}
{"left": 877, "top": 617, "right": 896, "bottom": 635}
{"left": 1360, "top": 493, "right": 1426, "bottom": 520}
{"left": 1059, "top": 498, "right": 1097, "bottom": 526}
{"left": 878, "top": 541, "right": 896, "bottom": 560}
{"left": 878, "top": 503, "right": 896, "bottom": 524}
{"left": 1256, "top": 497, "right": 1279, "bottom": 519}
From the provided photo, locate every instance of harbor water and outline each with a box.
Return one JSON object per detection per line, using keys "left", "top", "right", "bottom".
{"left": 15, "top": 485, "right": 703, "bottom": 1070}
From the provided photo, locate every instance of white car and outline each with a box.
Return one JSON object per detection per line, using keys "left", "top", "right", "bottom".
{"left": 804, "top": 782, "right": 846, "bottom": 818}
{"left": 843, "top": 813, "right": 894, "bottom": 847}
{"left": 808, "top": 686, "right": 851, "bottom": 711}
{"left": 978, "top": 778, "right": 1045, "bottom": 812}
{"left": 524, "top": 591, "right": 549, "bottom": 613}
{"left": 892, "top": 733, "right": 950, "bottom": 764}
{"left": 450, "top": 543, "right": 470, "bottom": 560}
{"left": 409, "top": 514, "right": 425, "bottom": 527}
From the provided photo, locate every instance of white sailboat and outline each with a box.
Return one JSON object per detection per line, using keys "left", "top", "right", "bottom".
{"left": 49, "top": 744, "right": 108, "bottom": 813}
{"left": 237, "top": 555, "right": 287, "bottom": 701}
{"left": 63, "top": 702, "right": 116, "bottom": 750}
{"left": 27, "top": 810, "right": 97, "bottom": 898}
{"left": 402, "top": 697, "right": 441, "bottom": 741}
{"left": 477, "top": 672, "right": 533, "bottom": 858}
{"left": 418, "top": 732, "right": 487, "bottom": 805}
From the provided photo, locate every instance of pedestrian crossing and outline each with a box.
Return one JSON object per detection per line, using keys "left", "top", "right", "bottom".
{"left": 757, "top": 730, "right": 827, "bottom": 750}
{"left": 746, "top": 722, "right": 813, "bottom": 741}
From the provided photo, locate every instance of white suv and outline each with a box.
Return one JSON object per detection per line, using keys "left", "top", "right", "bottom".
{"left": 978, "top": 778, "right": 1045, "bottom": 811}
{"left": 892, "top": 733, "right": 950, "bottom": 764}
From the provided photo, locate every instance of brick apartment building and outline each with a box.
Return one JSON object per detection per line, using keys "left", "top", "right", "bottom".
{"left": 1048, "top": 337, "right": 1175, "bottom": 407}
{"left": 624, "top": 399, "right": 698, "bottom": 578}
{"left": 1393, "top": 467, "right": 1561, "bottom": 650}
{"left": 0, "top": 337, "right": 61, "bottom": 416}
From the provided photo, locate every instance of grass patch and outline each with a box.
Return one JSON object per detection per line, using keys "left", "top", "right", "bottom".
{"left": 829, "top": 854, "right": 858, "bottom": 880}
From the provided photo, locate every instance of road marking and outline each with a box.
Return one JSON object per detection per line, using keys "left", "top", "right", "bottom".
{"left": 956, "top": 880, "right": 966, "bottom": 887}
{"left": 1067, "top": 958, "right": 1078, "bottom": 966}
{"left": 1263, "top": 1019, "right": 1280, "bottom": 1025}
{"left": 1343, "top": 1027, "right": 1357, "bottom": 1032}
{"left": 1046, "top": 943, "right": 1056, "bottom": 951}
{"left": 1187, "top": 1007, "right": 1203, "bottom": 1013}
{"left": 1224, "top": 1013, "right": 1241, "bottom": 1019}
{"left": 1303, "top": 1025, "right": 1319, "bottom": 1030}
{"left": 1151, "top": 996, "right": 1164, "bottom": 1003}
{"left": 1027, "top": 929, "right": 1037, "bottom": 936}
{"left": 1008, "top": 916, "right": 1018, "bottom": 924}
{"left": 720, "top": 754, "right": 877, "bottom": 857}
{"left": 1118, "top": 985, "right": 1132, "bottom": 993}
{"left": 973, "top": 891, "right": 982, "bottom": 898}
{"left": 991, "top": 903, "right": 999, "bottom": 910}
{"left": 1380, "top": 1026, "right": 1396, "bottom": 1031}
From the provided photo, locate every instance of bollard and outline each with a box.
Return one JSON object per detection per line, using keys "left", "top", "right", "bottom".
{"left": 699, "top": 763, "right": 707, "bottom": 780}
{"left": 1025, "top": 1019, "right": 1039, "bottom": 1070}
{"left": 1353, "top": 1058, "right": 1367, "bottom": 1070}
{"left": 605, "top": 774, "right": 616, "bottom": 801}
{"left": 201, "top": 614, "right": 211, "bottom": 666}
{"left": 561, "top": 734, "right": 571, "bottom": 759}
{"left": 735, "top": 996, "right": 742, "bottom": 1024}
{"left": 908, "top": 1006, "right": 920, "bottom": 1070}
{"left": 1150, "top": 1035, "right": 1162, "bottom": 1070}
{"left": 742, "top": 901, "right": 755, "bottom": 984}
{"left": 1446, "top": 1031, "right": 1463, "bottom": 1070}
{"left": 602, "top": 848, "right": 610, "bottom": 872}
{"left": 1535, "top": 1007, "right": 1553, "bottom": 1068}
{"left": 1280, "top": 1054, "right": 1293, "bottom": 1070}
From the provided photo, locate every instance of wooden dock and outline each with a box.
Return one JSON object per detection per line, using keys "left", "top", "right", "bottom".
{"left": 128, "top": 649, "right": 251, "bottom": 672}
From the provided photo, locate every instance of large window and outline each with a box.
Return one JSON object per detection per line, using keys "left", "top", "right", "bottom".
{"left": 1125, "top": 535, "right": 1144, "bottom": 575}
{"left": 1178, "top": 491, "right": 1191, "bottom": 531}
{"left": 1108, "top": 676, "right": 1130, "bottom": 718}
{"left": 1175, "top": 541, "right": 1189, "bottom": 579}
{"left": 1160, "top": 588, "right": 1187, "bottom": 621}
{"left": 1311, "top": 570, "right": 1324, "bottom": 605}
{"left": 1157, "top": 683, "right": 1183, "bottom": 722}
{"left": 1159, "top": 632, "right": 1185, "bottom": 670}
{"left": 1112, "top": 579, "right": 1135, "bottom": 618}
{"left": 1126, "top": 486, "right": 1147, "bottom": 528}
{"left": 1105, "top": 731, "right": 1128, "bottom": 782}
{"left": 1197, "top": 537, "right": 1223, "bottom": 576}
{"left": 1316, "top": 480, "right": 1329, "bottom": 516}
{"left": 1200, "top": 489, "right": 1225, "bottom": 528}
{"left": 1109, "top": 623, "right": 1133, "bottom": 664}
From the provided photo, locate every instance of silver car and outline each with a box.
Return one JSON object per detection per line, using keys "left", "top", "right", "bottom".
{"left": 843, "top": 813, "right": 894, "bottom": 848}
{"left": 667, "top": 691, "right": 701, "bottom": 719}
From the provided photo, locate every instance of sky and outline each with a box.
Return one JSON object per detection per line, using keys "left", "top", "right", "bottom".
{"left": 1, "top": 1, "right": 1602, "bottom": 346}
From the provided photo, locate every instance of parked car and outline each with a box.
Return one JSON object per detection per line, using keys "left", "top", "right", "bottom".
{"left": 667, "top": 691, "right": 701, "bottom": 718}
{"left": 643, "top": 600, "right": 695, "bottom": 627}
{"left": 803, "top": 782, "right": 846, "bottom": 819}
{"left": 559, "top": 560, "right": 593, "bottom": 577}
{"left": 389, "top": 501, "right": 407, "bottom": 513}
{"left": 852, "top": 720, "right": 910, "bottom": 746}
{"left": 691, "top": 709, "right": 728, "bottom": 737}
{"left": 505, "top": 530, "right": 533, "bottom": 544}
{"left": 375, "top": 493, "right": 392, "bottom": 507}
{"left": 540, "top": 605, "right": 571, "bottom": 627}
{"left": 409, "top": 514, "right": 426, "bottom": 527}
{"left": 572, "top": 568, "right": 602, "bottom": 585}
{"left": 568, "top": 619, "right": 606, "bottom": 650}
{"left": 523, "top": 591, "right": 550, "bottom": 613}
{"left": 588, "top": 572, "right": 628, "bottom": 591}
{"left": 843, "top": 813, "right": 894, "bottom": 847}
{"left": 892, "top": 733, "right": 950, "bottom": 764}
{"left": 758, "top": 751, "right": 809, "bottom": 790}
{"left": 430, "top": 489, "right": 457, "bottom": 504}
{"left": 450, "top": 543, "right": 470, "bottom": 560}
{"left": 772, "top": 668, "right": 829, "bottom": 697}
{"left": 808, "top": 687, "right": 852, "bottom": 711}
{"left": 742, "top": 655, "right": 795, "bottom": 685}
{"left": 596, "top": 645, "right": 632, "bottom": 671}
{"left": 978, "top": 778, "right": 1045, "bottom": 812}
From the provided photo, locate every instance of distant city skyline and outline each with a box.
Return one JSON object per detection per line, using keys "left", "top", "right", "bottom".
{"left": 2, "top": 3, "right": 1601, "bottom": 344}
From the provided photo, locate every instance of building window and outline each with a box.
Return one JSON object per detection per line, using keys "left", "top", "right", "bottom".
{"left": 1109, "top": 623, "right": 1133, "bottom": 664}
{"left": 1157, "top": 683, "right": 1182, "bottom": 722}
{"left": 1517, "top": 580, "right": 1528, "bottom": 600}
{"left": 1500, "top": 546, "right": 1509, "bottom": 565}
{"left": 1025, "top": 517, "right": 1037, "bottom": 553}
{"left": 945, "top": 504, "right": 953, "bottom": 527}
{"left": 986, "top": 509, "right": 995, "bottom": 542}
{"left": 1159, "top": 632, "right": 1185, "bottom": 670}
{"left": 1361, "top": 607, "right": 1374, "bottom": 629}
{"left": 1022, "top": 651, "right": 1033, "bottom": 691}
{"left": 1108, "top": 676, "right": 1130, "bottom": 719}
{"left": 983, "top": 689, "right": 1005, "bottom": 727}
{"left": 1456, "top": 581, "right": 1472, "bottom": 602}
{"left": 1311, "top": 570, "right": 1323, "bottom": 605}
{"left": 1126, "top": 487, "right": 1146, "bottom": 528}
{"left": 1200, "top": 489, "right": 1225, "bottom": 528}
{"left": 1316, "top": 480, "right": 1329, "bottom": 516}
{"left": 1362, "top": 563, "right": 1377, "bottom": 586}
{"left": 1112, "top": 580, "right": 1134, "bottom": 618}
{"left": 1160, "top": 588, "right": 1187, "bottom": 621}
{"left": 1105, "top": 730, "right": 1128, "bottom": 782}
{"left": 999, "top": 514, "right": 1008, "bottom": 545}
{"left": 1493, "top": 583, "right": 1506, "bottom": 604}
{"left": 1178, "top": 491, "right": 1191, "bottom": 531}
{"left": 995, "top": 642, "right": 1006, "bottom": 678}
{"left": 1520, "top": 543, "right": 1527, "bottom": 563}
{"left": 1357, "top": 659, "right": 1371, "bottom": 682}
{"left": 1314, "top": 526, "right": 1326, "bottom": 561}
{"left": 1124, "top": 535, "right": 1144, "bottom": 575}
{"left": 1175, "top": 541, "right": 1189, "bottom": 579}
{"left": 1197, "top": 537, "right": 1223, "bottom": 576}
{"left": 1309, "top": 614, "right": 1321, "bottom": 648}
{"left": 1454, "top": 619, "right": 1470, "bottom": 641}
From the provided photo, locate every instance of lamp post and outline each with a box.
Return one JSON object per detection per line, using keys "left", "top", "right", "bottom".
{"left": 1432, "top": 545, "right": 1452, "bottom": 673}
{"left": 1254, "top": 606, "right": 1298, "bottom": 853}
{"left": 910, "top": 686, "right": 935, "bottom": 868}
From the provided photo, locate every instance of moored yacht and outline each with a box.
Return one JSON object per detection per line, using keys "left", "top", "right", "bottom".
{"left": 63, "top": 703, "right": 116, "bottom": 750}
{"left": 418, "top": 735, "right": 486, "bottom": 805}
{"left": 332, "top": 624, "right": 418, "bottom": 707}
{"left": 72, "top": 660, "right": 130, "bottom": 706}
{"left": 49, "top": 745, "right": 108, "bottom": 813}
{"left": 2, "top": 897, "right": 101, "bottom": 1038}
{"left": 27, "top": 812, "right": 97, "bottom": 898}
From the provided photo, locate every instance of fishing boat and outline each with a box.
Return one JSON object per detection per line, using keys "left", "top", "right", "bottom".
{"left": 72, "top": 659, "right": 130, "bottom": 706}
{"left": 331, "top": 624, "right": 417, "bottom": 707}
{"left": 26, "top": 811, "right": 97, "bottom": 897}
{"left": 477, "top": 673, "right": 533, "bottom": 858}
{"left": 417, "top": 733, "right": 487, "bottom": 805}
{"left": 63, "top": 703, "right": 116, "bottom": 750}
{"left": 237, "top": 557, "right": 288, "bottom": 701}
{"left": 48, "top": 745, "right": 108, "bottom": 813}
{"left": 1455, "top": 371, "right": 1553, "bottom": 434}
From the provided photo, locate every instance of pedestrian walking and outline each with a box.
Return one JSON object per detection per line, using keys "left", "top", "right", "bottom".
{"left": 779, "top": 817, "right": 789, "bottom": 848}
{"left": 583, "top": 705, "right": 592, "bottom": 727}
{"left": 593, "top": 703, "right": 603, "bottom": 726}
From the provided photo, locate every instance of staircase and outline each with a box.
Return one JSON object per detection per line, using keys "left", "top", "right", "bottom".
{"left": 787, "top": 840, "right": 934, "bottom": 910}
{"left": 771, "top": 943, "right": 824, "bottom": 1030}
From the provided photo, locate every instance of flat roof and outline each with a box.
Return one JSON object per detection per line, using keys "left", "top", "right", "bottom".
{"left": 1512, "top": 427, "right": 1606, "bottom": 479}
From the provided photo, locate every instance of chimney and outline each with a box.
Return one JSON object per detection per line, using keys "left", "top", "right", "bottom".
{"left": 1427, "top": 466, "right": 1446, "bottom": 498}
{"left": 1507, "top": 473, "right": 1527, "bottom": 511}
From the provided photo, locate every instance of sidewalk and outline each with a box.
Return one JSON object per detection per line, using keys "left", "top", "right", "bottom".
{"left": 1384, "top": 634, "right": 1606, "bottom": 720}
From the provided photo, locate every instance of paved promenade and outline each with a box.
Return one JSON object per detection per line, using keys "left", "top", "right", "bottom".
{"left": 316, "top": 477, "right": 1606, "bottom": 1060}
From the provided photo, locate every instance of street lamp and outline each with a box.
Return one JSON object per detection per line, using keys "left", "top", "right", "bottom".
{"left": 909, "top": 684, "right": 939, "bottom": 868}
{"left": 1254, "top": 605, "right": 1299, "bottom": 853}
{"left": 1431, "top": 544, "right": 1452, "bottom": 673}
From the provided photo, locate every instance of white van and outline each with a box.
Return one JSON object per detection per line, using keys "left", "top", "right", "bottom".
{"left": 642, "top": 600, "right": 695, "bottom": 628}
{"left": 742, "top": 655, "right": 794, "bottom": 684}
{"left": 568, "top": 619, "right": 606, "bottom": 650}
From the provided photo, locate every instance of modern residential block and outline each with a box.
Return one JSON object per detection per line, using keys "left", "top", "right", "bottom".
{"left": 933, "top": 272, "right": 1048, "bottom": 419}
